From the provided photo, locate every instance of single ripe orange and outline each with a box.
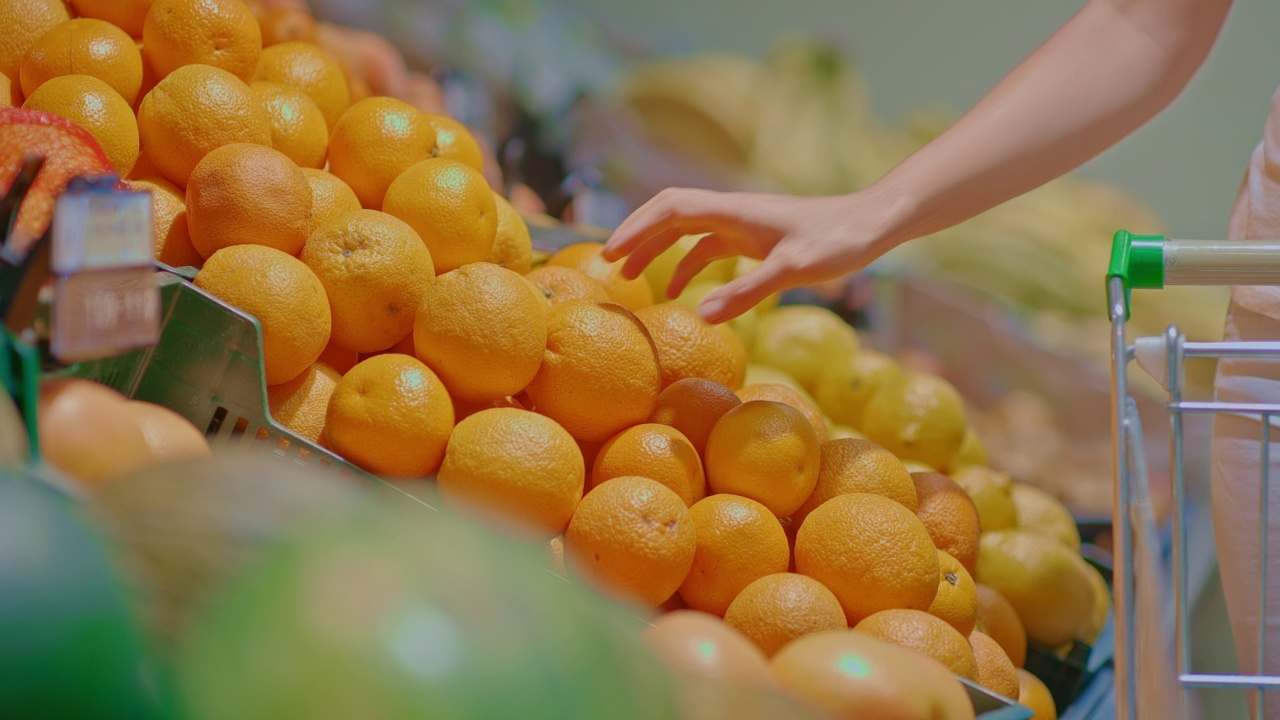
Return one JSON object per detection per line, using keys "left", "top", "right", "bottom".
{"left": 703, "top": 400, "right": 820, "bottom": 518}
{"left": 975, "top": 584, "right": 1027, "bottom": 668}
{"left": 736, "top": 383, "right": 828, "bottom": 444}
{"left": 795, "top": 493, "right": 939, "bottom": 624}
{"left": 485, "top": 192, "right": 533, "bottom": 274}
{"left": 186, "top": 143, "right": 313, "bottom": 258}
{"left": 124, "top": 400, "right": 211, "bottom": 463}
{"left": 853, "top": 609, "right": 979, "bottom": 681}
{"left": 266, "top": 361, "right": 340, "bottom": 445}
{"left": 254, "top": 40, "right": 349, "bottom": 128}
{"left": 593, "top": 423, "right": 705, "bottom": 507}
{"left": 969, "top": 630, "right": 1019, "bottom": 700}
{"left": 0, "top": 0, "right": 70, "bottom": 84}
{"left": 523, "top": 300, "right": 662, "bottom": 443}
{"left": 68, "top": 0, "right": 153, "bottom": 38}
{"left": 564, "top": 475, "right": 696, "bottom": 607}
{"left": 649, "top": 377, "right": 741, "bottom": 459}
{"left": 524, "top": 265, "right": 608, "bottom": 306}
{"left": 636, "top": 303, "right": 745, "bottom": 390}
{"left": 23, "top": 74, "right": 138, "bottom": 176}
{"left": 257, "top": 7, "right": 316, "bottom": 47}
{"left": 136, "top": 63, "right": 271, "bottom": 186}
{"left": 1016, "top": 669, "right": 1057, "bottom": 720}
{"left": 383, "top": 159, "right": 496, "bottom": 273}
{"left": 193, "top": 244, "right": 330, "bottom": 385}
{"left": 21, "top": 18, "right": 143, "bottom": 105}
{"left": 547, "top": 241, "right": 652, "bottom": 311}
{"left": 928, "top": 550, "right": 978, "bottom": 636}
{"left": 301, "top": 168, "right": 360, "bottom": 227}
{"left": 438, "top": 407, "right": 584, "bottom": 537}
{"left": 424, "top": 113, "right": 484, "bottom": 173}
{"left": 678, "top": 494, "right": 789, "bottom": 616}
{"left": 326, "top": 96, "right": 435, "bottom": 209}
{"left": 142, "top": 0, "right": 262, "bottom": 82}
{"left": 36, "top": 378, "right": 152, "bottom": 489}
{"left": 251, "top": 80, "right": 327, "bottom": 168}
{"left": 643, "top": 610, "right": 776, "bottom": 689}
{"left": 131, "top": 176, "right": 201, "bottom": 268}
{"left": 325, "top": 353, "right": 454, "bottom": 477}
{"left": 723, "top": 573, "right": 846, "bottom": 658}
{"left": 413, "top": 262, "right": 547, "bottom": 403}
{"left": 792, "top": 438, "right": 917, "bottom": 529}
{"left": 770, "top": 630, "right": 976, "bottom": 720}
{"left": 912, "top": 471, "right": 981, "bottom": 575}
{"left": 302, "top": 209, "right": 434, "bottom": 354}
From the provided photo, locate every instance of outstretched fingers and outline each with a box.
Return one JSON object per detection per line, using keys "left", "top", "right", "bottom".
{"left": 698, "top": 257, "right": 792, "bottom": 324}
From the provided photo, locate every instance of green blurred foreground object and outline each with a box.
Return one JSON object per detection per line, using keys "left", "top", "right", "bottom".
{"left": 0, "top": 474, "right": 170, "bottom": 719}
{"left": 176, "top": 501, "right": 680, "bottom": 720}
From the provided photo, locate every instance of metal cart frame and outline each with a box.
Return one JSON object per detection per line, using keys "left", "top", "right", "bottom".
{"left": 1109, "top": 230, "right": 1280, "bottom": 719}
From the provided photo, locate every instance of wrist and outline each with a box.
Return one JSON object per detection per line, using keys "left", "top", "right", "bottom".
{"left": 846, "top": 176, "right": 923, "bottom": 253}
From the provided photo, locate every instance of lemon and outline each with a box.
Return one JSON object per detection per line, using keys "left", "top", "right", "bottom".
{"left": 676, "top": 280, "right": 759, "bottom": 348}
{"left": 861, "top": 372, "right": 967, "bottom": 471}
{"left": 949, "top": 425, "right": 988, "bottom": 470}
{"left": 1078, "top": 561, "right": 1111, "bottom": 645}
{"left": 829, "top": 424, "right": 865, "bottom": 440}
{"left": 813, "top": 348, "right": 903, "bottom": 430}
{"left": 743, "top": 363, "right": 810, "bottom": 398}
{"left": 732, "top": 257, "right": 780, "bottom": 313}
{"left": 751, "top": 305, "right": 858, "bottom": 392}
{"left": 976, "top": 529, "right": 1095, "bottom": 646}
{"left": 1010, "top": 483, "right": 1080, "bottom": 550}
{"left": 643, "top": 233, "right": 736, "bottom": 299}
{"left": 950, "top": 466, "right": 1018, "bottom": 532}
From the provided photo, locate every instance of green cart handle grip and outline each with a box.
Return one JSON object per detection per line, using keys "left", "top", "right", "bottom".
{"left": 1107, "top": 230, "right": 1166, "bottom": 320}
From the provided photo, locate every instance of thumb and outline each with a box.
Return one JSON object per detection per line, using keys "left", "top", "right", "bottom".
{"left": 698, "top": 259, "right": 790, "bottom": 324}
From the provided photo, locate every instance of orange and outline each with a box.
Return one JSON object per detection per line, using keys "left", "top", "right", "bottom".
{"left": 1016, "top": 669, "right": 1057, "bottom": 720}
{"left": 413, "top": 262, "right": 547, "bottom": 403}
{"left": 123, "top": 400, "right": 211, "bottom": 463}
{"left": 326, "top": 96, "right": 435, "bottom": 209}
{"left": 186, "top": 143, "right": 312, "bottom": 258}
{"left": 325, "top": 353, "right": 454, "bottom": 477}
{"left": 317, "top": 342, "right": 358, "bottom": 375}
{"left": 0, "top": 0, "right": 70, "bottom": 84}
{"left": 266, "top": 361, "right": 340, "bottom": 445}
{"left": 130, "top": 177, "right": 202, "bottom": 268}
{"left": 142, "top": 0, "right": 262, "bottom": 82}
{"left": 793, "top": 438, "right": 916, "bottom": 529}
{"left": 254, "top": 41, "right": 349, "bottom": 128}
{"left": 969, "top": 630, "right": 1019, "bottom": 700}
{"left": 795, "top": 493, "right": 939, "bottom": 624}
{"left": 302, "top": 209, "right": 434, "bottom": 353}
{"left": 257, "top": 7, "right": 316, "bottom": 47}
{"left": 128, "top": 143, "right": 160, "bottom": 179}
{"left": 975, "top": 584, "right": 1027, "bottom": 668}
{"left": 23, "top": 74, "right": 139, "bottom": 176}
{"left": 722, "top": 573, "right": 845, "bottom": 658}
{"left": 524, "top": 265, "right": 608, "bottom": 306}
{"left": 383, "top": 159, "right": 496, "bottom": 273}
{"left": 193, "top": 244, "right": 330, "bottom": 385}
{"left": 649, "top": 377, "right": 741, "bottom": 458}
{"left": 643, "top": 610, "right": 775, "bottom": 689}
{"left": 853, "top": 609, "right": 979, "bottom": 681}
{"left": 912, "top": 471, "right": 981, "bottom": 575}
{"left": 593, "top": 423, "right": 705, "bottom": 507}
{"left": 136, "top": 63, "right": 271, "bottom": 186}
{"left": 547, "top": 241, "right": 652, "bottom": 311}
{"left": 301, "top": 167, "right": 360, "bottom": 228}
{"left": 636, "top": 303, "right": 745, "bottom": 390}
{"left": 679, "top": 495, "right": 789, "bottom": 615}
{"left": 21, "top": 19, "right": 143, "bottom": 105}
{"left": 251, "top": 80, "right": 326, "bottom": 168}
{"left": 564, "top": 475, "right": 696, "bottom": 607}
{"left": 36, "top": 378, "right": 153, "bottom": 489}
{"left": 735, "top": 383, "right": 828, "bottom": 444}
{"left": 523, "top": 300, "right": 662, "bottom": 443}
{"left": 770, "top": 630, "right": 976, "bottom": 720}
{"left": 703, "top": 400, "right": 819, "bottom": 517}
{"left": 485, "top": 192, "right": 533, "bottom": 273}
{"left": 928, "top": 550, "right": 978, "bottom": 636}
{"left": 425, "top": 113, "right": 484, "bottom": 172}
{"left": 438, "top": 407, "right": 584, "bottom": 537}
{"left": 69, "top": 0, "right": 153, "bottom": 38}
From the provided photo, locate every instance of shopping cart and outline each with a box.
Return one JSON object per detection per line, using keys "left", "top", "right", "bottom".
{"left": 1108, "top": 230, "right": 1280, "bottom": 719}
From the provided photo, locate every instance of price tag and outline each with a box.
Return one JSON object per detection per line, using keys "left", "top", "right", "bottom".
{"left": 51, "top": 190, "right": 152, "bottom": 273}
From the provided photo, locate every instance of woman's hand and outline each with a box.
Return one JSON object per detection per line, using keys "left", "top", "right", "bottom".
{"left": 601, "top": 185, "right": 912, "bottom": 323}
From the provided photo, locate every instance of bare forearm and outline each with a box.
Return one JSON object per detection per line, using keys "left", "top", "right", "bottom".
{"left": 873, "top": 0, "right": 1233, "bottom": 243}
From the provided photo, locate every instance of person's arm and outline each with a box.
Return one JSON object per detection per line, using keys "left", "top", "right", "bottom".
{"left": 602, "top": 0, "right": 1234, "bottom": 323}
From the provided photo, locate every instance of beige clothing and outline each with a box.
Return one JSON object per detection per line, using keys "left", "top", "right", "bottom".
{"left": 1213, "top": 83, "right": 1280, "bottom": 719}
